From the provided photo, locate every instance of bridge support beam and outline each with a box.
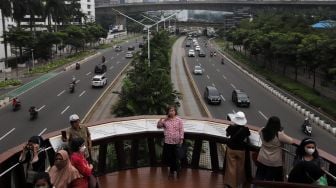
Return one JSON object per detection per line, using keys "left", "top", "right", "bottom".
{"left": 115, "top": 14, "right": 127, "bottom": 29}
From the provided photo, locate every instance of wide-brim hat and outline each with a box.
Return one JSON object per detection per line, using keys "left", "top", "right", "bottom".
{"left": 229, "top": 111, "right": 247, "bottom": 126}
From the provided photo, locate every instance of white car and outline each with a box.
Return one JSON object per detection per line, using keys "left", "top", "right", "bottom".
{"left": 188, "top": 49, "right": 195, "bottom": 57}
{"left": 195, "top": 45, "right": 201, "bottom": 51}
{"left": 92, "top": 74, "right": 107, "bottom": 88}
{"left": 193, "top": 66, "right": 203, "bottom": 75}
{"left": 125, "top": 52, "right": 133, "bottom": 58}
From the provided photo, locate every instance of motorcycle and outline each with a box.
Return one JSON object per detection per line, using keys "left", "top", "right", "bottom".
{"left": 302, "top": 118, "right": 312, "bottom": 136}
{"left": 210, "top": 52, "right": 213, "bottom": 57}
{"left": 13, "top": 102, "right": 21, "bottom": 111}
{"left": 75, "top": 63, "right": 80, "bottom": 70}
{"left": 213, "top": 52, "right": 217, "bottom": 56}
{"left": 29, "top": 106, "right": 38, "bottom": 120}
{"left": 221, "top": 59, "right": 225, "bottom": 65}
{"left": 69, "top": 83, "right": 75, "bottom": 93}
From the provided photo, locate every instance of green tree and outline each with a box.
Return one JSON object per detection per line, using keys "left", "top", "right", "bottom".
{"left": 63, "top": 25, "right": 85, "bottom": 53}
{"left": 44, "top": 0, "right": 66, "bottom": 31}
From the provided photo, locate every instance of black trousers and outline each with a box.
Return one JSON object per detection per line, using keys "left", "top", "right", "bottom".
{"left": 163, "top": 143, "right": 178, "bottom": 172}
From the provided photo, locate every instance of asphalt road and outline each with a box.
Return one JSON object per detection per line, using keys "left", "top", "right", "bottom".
{"left": 184, "top": 37, "right": 336, "bottom": 156}
{"left": 0, "top": 39, "right": 140, "bottom": 153}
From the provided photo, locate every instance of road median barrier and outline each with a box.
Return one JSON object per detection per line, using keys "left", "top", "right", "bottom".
{"left": 182, "top": 56, "right": 212, "bottom": 118}
{"left": 81, "top": 59, "right": 131, "bottom": 124}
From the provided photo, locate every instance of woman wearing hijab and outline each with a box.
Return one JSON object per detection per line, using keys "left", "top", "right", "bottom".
{"left": 48, "top": 150, "right": 82, "bottom": 188}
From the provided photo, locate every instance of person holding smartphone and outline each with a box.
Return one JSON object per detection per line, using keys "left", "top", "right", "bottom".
{"left": 157, "top": 106, "right": 184, "bottom": 178}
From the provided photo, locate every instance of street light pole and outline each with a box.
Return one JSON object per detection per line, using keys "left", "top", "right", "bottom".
{"left": 112, "top": 9, "right": 179, "bottom": 67}
{"left": 31, "top": 49, "right": 34, "bottom": 69}
{"left": 141, "top": 14, "right": 159, "bottom": 32}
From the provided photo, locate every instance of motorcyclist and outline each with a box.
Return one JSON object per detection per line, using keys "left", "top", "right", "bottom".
{"left": 69, "top": 83, "right": 75, "bottom": 93}
{"left": 221, "top": 58, "right": 224, "bottom": 64}
{"left": 210, "top": 52, "right": 213, "bottom": 57}
{"left": 72, "top": 76, "right": 76, "bottom": 85}
{"left": 12, "top": 97, "right": 19, "bottom": 107}
{"left": 75, "top": 62, "right": 80, "bottom": 70}
{"left": 302, "top": 118, "right": 312, "bottom": 135}
{"left": 29, "top": 106, "right": 38, "bottom": 120}
{"left": 102, "top": 56, "right": 106, "bottom": 63}
{"left": 213, "top": 51, "right": 217, "bottom": 56}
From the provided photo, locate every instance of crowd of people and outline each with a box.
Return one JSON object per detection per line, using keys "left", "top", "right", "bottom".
{"left": 18, "top": 108, "right": 333, "bottom": 187}
{"left": 222, "top": 112, "right": 330, "bottom": 187}
{"left": 19, "top": 114, "right": 95, "bottom": 188}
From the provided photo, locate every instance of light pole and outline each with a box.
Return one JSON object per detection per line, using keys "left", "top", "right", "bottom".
{"left": 112, "top": 9, "right": 179, "bottom": 67}
{"left": 31, "top": 49, "right": 35, "bottom": 70}
{"left": 141, "top": 14, "right": 159, "bottom": 32}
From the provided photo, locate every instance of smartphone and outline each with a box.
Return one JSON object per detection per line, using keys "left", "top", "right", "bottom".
{"left": 61, "top": 131, "right": 67, "bottom": 141}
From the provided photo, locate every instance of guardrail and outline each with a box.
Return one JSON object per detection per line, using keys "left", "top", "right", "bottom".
{"left": 1, "top": 116, "right": 336, "bottom": 187}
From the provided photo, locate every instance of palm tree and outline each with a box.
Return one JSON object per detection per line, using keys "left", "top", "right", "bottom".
{"left": 44, "top": 0, "right": 66, "bottom": 31}
{"left": 25, "top": 0, "right": 44, "bottom": 31}
{"left": 0, "top": 0, "right": 12, "bottom": 66}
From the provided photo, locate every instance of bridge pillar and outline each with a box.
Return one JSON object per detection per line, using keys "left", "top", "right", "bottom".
{"left": 115, "top": 14, "right": 127, "bottom": 29}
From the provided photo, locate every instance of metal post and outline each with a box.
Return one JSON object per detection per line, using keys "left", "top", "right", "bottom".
{"left": 31, "top": 49, "right": 34, "bottom": 69}
{"left": 147, "top": 27, "right": 150, "bottom": 67}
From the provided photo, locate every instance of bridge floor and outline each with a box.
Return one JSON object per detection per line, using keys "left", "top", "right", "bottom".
{"left": 98, "top": 167, "right": 225, "bottom": 188}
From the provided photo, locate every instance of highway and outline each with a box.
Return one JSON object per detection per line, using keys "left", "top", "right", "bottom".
{"left": 0, "top": 39, "right": 139, "bottom": 153}
{"left": 184, "top": 36, "right": 336, "bottom": 155}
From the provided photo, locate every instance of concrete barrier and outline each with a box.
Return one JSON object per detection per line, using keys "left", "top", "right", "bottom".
{"left": 331, "top": 128, "right": 336, "bottom": 135}
{"left": 314, "top": 117, "right": 320, "bottom": 124}
{"left": 319, "top": 120, "right": 325, "bottom": 127}
{"left": 296, "top": 105, "right": 301, "bottom": 111}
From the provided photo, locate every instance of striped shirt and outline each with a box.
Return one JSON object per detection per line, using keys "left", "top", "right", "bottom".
{"left": 161, "top": 117, "right": 184, "bottom": 144}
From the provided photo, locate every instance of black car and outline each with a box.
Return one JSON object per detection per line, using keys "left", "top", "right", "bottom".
{"left": 204, "top": 86, "right": 221, "bottom": 105}
{"left": 198, "top": 51, "right": 206, "bottom": 57}
{"left": 94, "top": 64, "right": 107, "bottom": 74}
{"left": 128, "top": 46, "right": 135, "bottom": 51}
{"left": 232, "top": 89, "right": 250, "bottom": 107}
{"left": 138, "top": 43, "right": 144, "bottom": 48}
{"left": 185, "top": 42, "right": 191, "bottom": 47}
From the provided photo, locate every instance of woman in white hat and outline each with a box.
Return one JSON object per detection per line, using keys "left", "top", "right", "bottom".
{"left": 224, "top": 111, "right": 251, "bottom": 188}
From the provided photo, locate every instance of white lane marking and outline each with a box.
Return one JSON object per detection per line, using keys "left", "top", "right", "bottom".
{"left": 220, "top": 95, "right": 226, "bottom": 101}
{"left": 75, "top": 80, "right": 80, "bottom": 84}
{"left": 230, "top": 84, "right": 236, "bottom": 89}
{"left": 199, "top": 63, "right": 201, "bottom": 66}
{"left": 57, "top": 90, "right": 65, "bottom": 96}
{"left": 0, "top": 128, "right": 15, "bottom": 141}
{"left": 196, "top": 59, "right": 199, "bottom": 62}
{"left": 110, "top": 57, "right": 114, "bottom": 59}
{"left": 86, "top": 72, "right": 91, "bottom": 76}
{"left": 212, "top": 83, "right": 215, "bottom": 87}
{"left": 258, "top": 111, "right": 268, "bottom": 120}
{"left": 222, "top": 75, "right": 227, "bottom": 80}
{"left": 207, "top": 75, "right": 210, "bottom": 79}
{"left": 212, "top": 64, "right": 215, "bottom": 66}
{"left": 38, "top": 128, "right": 47, "bottom": 136}
{"left": 109, "top": 66, "right": 114, "bottom": 70}
{"left": 116, "top": 61, "right": 120, "bottom": 64}
{"left": 216, "top": 69, "right": 220, "bottom": 72}
{"left": 37, "top": 105, "right": 46, "bottom": 111}
{"left": 117, "top": 53, "right": 119, "bottom": 56}
{"left": 79, "top": 90, "right": 86, "bottom": 97}
{"left": 61, "top": 106, "right": 70, "bottom": 115}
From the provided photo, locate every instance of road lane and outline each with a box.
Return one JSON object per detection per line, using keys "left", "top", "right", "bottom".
{"left": 0, "top": 38, "right": 141, "bottom": 153}
{"left": 184, "top": 37, "right": 336, "bottom": 155}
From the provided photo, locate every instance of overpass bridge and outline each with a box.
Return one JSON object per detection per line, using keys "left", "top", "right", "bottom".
{"left": 95, "top": 0, "right": 336, "bottom": 31}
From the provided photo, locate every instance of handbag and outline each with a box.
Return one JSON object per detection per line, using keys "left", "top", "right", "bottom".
{"left": 26, "top": 169, "right": 38, "bottom": 184}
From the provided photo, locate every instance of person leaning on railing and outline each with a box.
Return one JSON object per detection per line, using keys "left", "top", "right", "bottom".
{"left": 19, "top": 136, "right": 47, "bottom": 188}
{"left": 157, "top": 105, "right": 184, "bottom": 178}
{"left": 223, "top": 111, "right": 251, "bottom": 188}
{"left": 255, "top": 116, "right": 294, "bottom": 182}
{"left": 293, "top": 138, "right": 322, "bottom": 167}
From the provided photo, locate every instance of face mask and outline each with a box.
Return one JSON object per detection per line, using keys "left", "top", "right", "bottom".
{"left": 80, "top": 145, "right": 86, "bottom": 153}
{"left": 305, "top": 147, "right": 315, "bottom": 155}
{"left": 54, "top": 160, "right": 67, "bottom": 169}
